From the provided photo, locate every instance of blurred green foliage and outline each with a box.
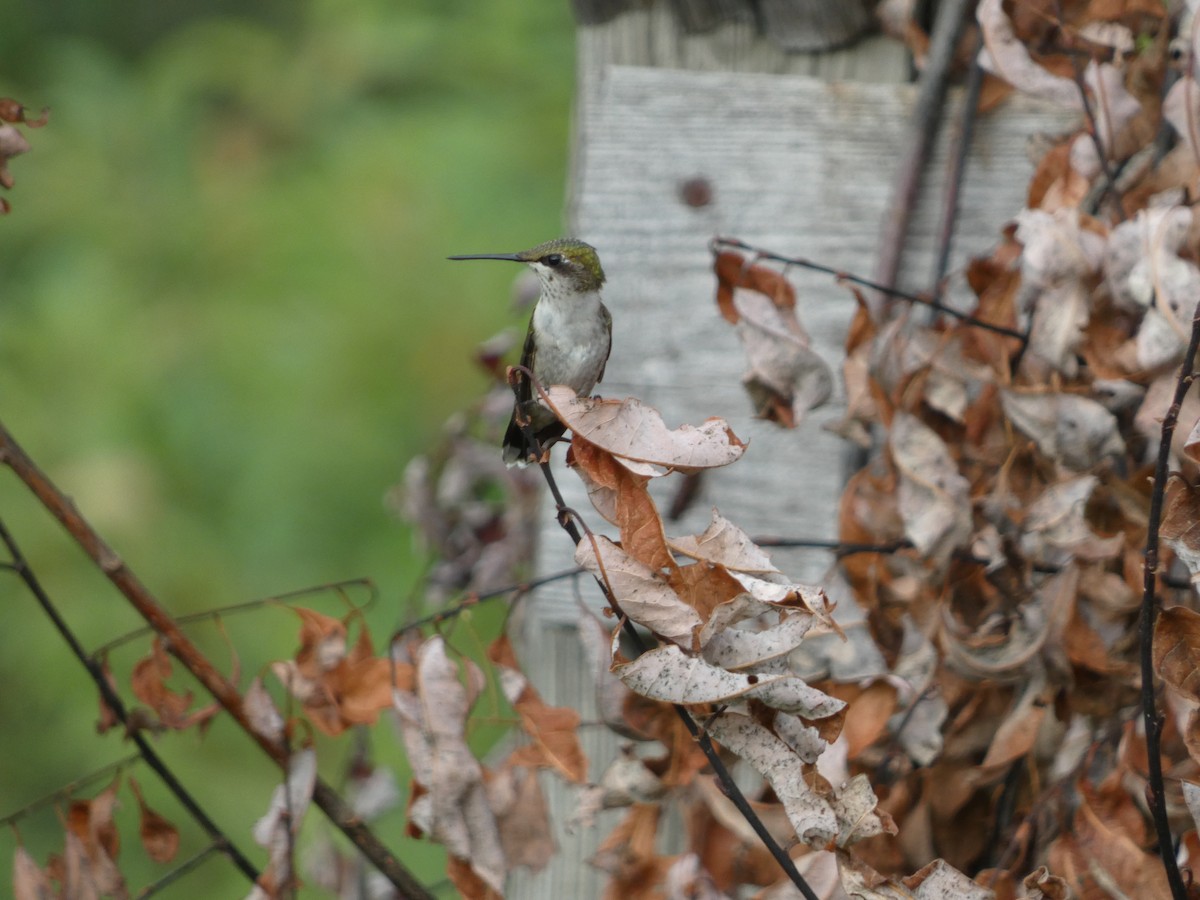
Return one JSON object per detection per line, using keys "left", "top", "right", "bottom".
{"left": 0, "top": 0, "right": 573, "bottom": 894}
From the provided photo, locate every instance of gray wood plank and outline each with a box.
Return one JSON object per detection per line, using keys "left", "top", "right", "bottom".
{"left": 534, "top": 66, "right": 1072, "bottom": 626}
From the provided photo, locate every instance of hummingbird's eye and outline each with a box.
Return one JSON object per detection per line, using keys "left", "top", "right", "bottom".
{"left": 544, "top": 253, "right": 564, "bottom": 267}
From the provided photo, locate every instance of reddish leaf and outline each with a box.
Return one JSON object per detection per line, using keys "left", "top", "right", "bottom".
{"left": 128, "top": 777, "right": 180, "bottom": 864}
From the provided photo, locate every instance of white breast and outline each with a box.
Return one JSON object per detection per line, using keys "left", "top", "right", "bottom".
{"left": 531, "top": 290, "right": 610, "bottom": 394}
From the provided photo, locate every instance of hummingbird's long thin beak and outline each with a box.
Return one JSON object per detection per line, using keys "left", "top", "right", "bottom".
{"left": 447, "top": 253, "right": 523, "bottom": 262}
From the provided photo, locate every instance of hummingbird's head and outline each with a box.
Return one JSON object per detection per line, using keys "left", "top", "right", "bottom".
{"left": 449, "top": 238, "right": 605, "bottom": 298}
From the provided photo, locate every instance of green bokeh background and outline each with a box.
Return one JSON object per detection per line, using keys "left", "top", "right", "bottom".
{"left": 0, "top": 0, "right": 574, "bottom": 894}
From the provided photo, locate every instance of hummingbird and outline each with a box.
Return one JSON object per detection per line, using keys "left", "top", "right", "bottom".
{"left": 449, "top": 239, "right": 611, "bottom": 465}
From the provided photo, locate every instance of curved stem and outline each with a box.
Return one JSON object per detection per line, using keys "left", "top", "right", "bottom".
{"left": 1139, "top": 311, "right": 1200, "bottom": 900}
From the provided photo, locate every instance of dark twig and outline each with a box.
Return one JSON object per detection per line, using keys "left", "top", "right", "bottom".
{"left": 0, "top": 516, "right": 261, "bottom": 883}
{"left": 0, "top": 422, "right": 434, "bottom": 900}
{"left": 1054, "top": 0, "right": 1125, "bottom": 221}
{"left": 391, "top": 566, "right": 583, "bottom": 641}
{"left": 930, "top": 28, "right": 985, "bottom": 305}
{"left": 874, "top": 0, "right": 975, "bottom": 310}
{"left": 93, "top": 576, "right": 377, "bottom": 657}
{"left": 712, "top": 237, "right": 1028, "bottom": 343}
{"left": 1138, "top": 309, "right": 1200, "bottom": 900}
{"left": 135, "top": 843, "right": 224, "bottom": 899}
{"left": 533, "top": 456, "right": 819, "bottom": 900}
{"left": 753, "top": 536, "right": 913, "bottom": 556}
{"left": 0, "top": 754, "right": 140, "bottom": 827}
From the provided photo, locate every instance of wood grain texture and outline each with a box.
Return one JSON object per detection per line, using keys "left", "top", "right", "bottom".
{"left": 531, "top": 65, "right": 1073, "bottom": 626}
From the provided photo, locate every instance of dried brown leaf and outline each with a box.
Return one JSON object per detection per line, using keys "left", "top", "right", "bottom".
{"left": 543, "top": 387, "right": 746, "bottom": 472}
{"left": 891, "top": 412, "right": 972, "bottom": 564}
{"left": 704, "top": 713, "right": 837, "bottom": 848}
{"left": 576, "top": 535, "right": 703, "bottom": 646}
{"left": 392, "top": 637, "right": 506, "bottom": 893}
{"left": 128, "top": 777, "right": 180, "bottom": 864}
{"left": 571, "top": 438, "right": 673, "bottom": 569}
{"left": 487, "top": 764, "right": 556, "bottom": 872}
{"left": 489, "top": 635, "right": 588, "bottom": 783}
{"left": 1154, "top": 605, "right": 1200, "bottom": 701}
{"left": 1162, "top": 476, "right": 1200, "bottom": 582}
{"left": 614, "top": 644, "right": 844, "bottom": 719}
{"left": 667, "top": 509, "right": 779, "bottom": 574}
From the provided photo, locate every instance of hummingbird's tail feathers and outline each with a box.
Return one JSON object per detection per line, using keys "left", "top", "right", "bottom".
{"left": 502, "top": 414, "right": 566, "bottom": 467}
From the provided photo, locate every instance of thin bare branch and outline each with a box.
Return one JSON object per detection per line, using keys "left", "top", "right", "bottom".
{"left": 392, "top": 565, "right": 583, "bottom": 641}
{"left": 931, "top": 28, "right": 985, "bottom": 303}
{"left": 874, "top": 0, "right": 975, "bottom": 309}
{"left": 93, "top": 577, "right": 377, "bottom": 657}
{"left": 1138, "top": 307, "right": 1200, "bottom": 900}
{"left": 0, "top": 754, "right": 140, "bottom": 828}
{"left": 0, "top": 422, "right": 434, "bottom": 900}
{"left": 134, "top": 842, "right": 224, "bottom": 899}
{"left": 0, "top": 515, "right": 261, "bottom": 883}
{"left": 712, "top": 236, "right": 1028, "bottom": 342}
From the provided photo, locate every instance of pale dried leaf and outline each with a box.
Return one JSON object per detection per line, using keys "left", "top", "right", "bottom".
{"left": 727, "top": 571, "right": 832, "bottom": 616}
{"left": 1164, "top": 75, "right": 1200, "bottom": 162}
{"left": 977, "top": 0, "right": 1080, "bottom": 105}
{"left": 391, "top": 637, "right": 506, "bottom": 892}
{"left": 575, "top": 535, "right": 702, "bottom": 646}
{"left": 1019, "top": 474, "right": 1123, "bottom": 565}
{"left": 700, "top": 604, "right": 816, "bottom": 671}
{"left": 734, "top": 288, "right": 834, "bottom": 426}
{"left": 487, "top": 765, "right": 556, "bottom": 872}
{"left": 667, "top": 508, "right": 779, "bottom": 573}
{"left": 1078, "top": 21, "right": 1134, "bottom": 53}
{"left": 831, "top": 774, "right": 897, "bottom": 846}
{"left": 1001, "top": 390, "right": 1126, "bottom": 471}
{"left": 1027, "top": 281, "right": 1090, "bottom": 376}
{"left": 905, "top": 859, "right": 994, "bottom": 898}
{"left": 252, "top": 747, "right": 318, "bottom": 886}
{"left": 543, "top": 387, "right": 746, "bottom": 471}
{"left": 244, "top": 676, "right": 285, "bottom": 742}
{"left": 664, "top": 853, "right": 729, "bottom": 900}
{"left": 615, "top": 643, "right": 845, "bottom": 719}
{"left": 1084, "top": 61, "right": 1141, "bottom": 153}
{"left": 570, "top": 747, "right": 666, "bottom": 829}
{"left": 576, "top": 602, "right": 638, "bottom": 737}
{"left": 775, "top": 712, "right": 828, "bottom": 764}
{"left": 891, "top": 412, "right": 972, "bottom": 563}
{"left": 13, "top": 846, "right": 51, "bottom": 900}
{"left": 705, "top": 713, "right": 838, "bottom": 847}
{"left": 1014, "top": 208, "right": 1105, "bottom": 287}
{"left": 349, "top": 767, "right": 401, "bottom": 822}
{"left": 1184, "top": 781, "right": 1200, "bottom": 834}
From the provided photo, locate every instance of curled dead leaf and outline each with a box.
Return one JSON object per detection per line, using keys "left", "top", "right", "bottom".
{"left": 667, "top": 508, "right": 779, "bottom": 574}
{"left": 543, "top": 387, "right": 746, "bottom": 472}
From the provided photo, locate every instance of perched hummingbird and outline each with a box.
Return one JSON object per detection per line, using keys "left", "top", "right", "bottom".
{"left": 449, "top": 239, "right": 611, "bottom": 465}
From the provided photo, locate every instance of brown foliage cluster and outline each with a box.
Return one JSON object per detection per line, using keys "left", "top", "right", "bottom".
{"left": 13, "top": 775, "right": 180, "bottom": 900}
